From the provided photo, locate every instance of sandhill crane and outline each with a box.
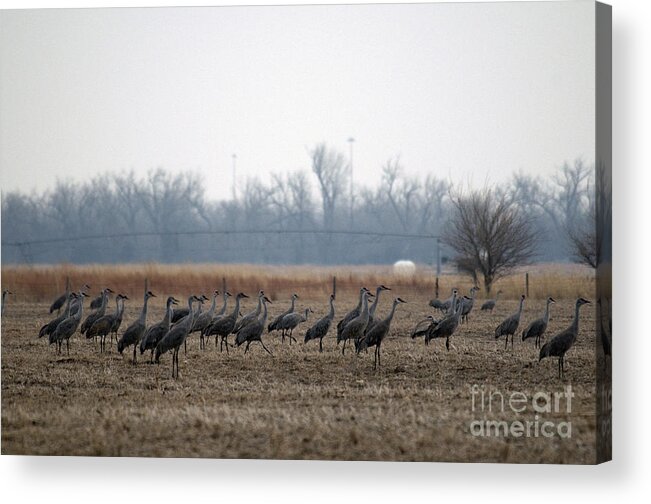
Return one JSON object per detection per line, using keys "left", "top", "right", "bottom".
{"left": 481, "top": 290, "right": 503, "bottom": 312}
{"left": 155, "top": 295, "right": 202, "bottom": 378}
{"left": 170, "top": 294, "right": 208, "bottom": 324}
{"left": 235, "top": 296, "right": 273, "bottom": 355}
{"left": 268, "top": 293, "right": 299, "bottom": 343}
{"left": 69, "top": 284, "right": 90, "bottom": 317}
{"left": 336, "top": 287, "right": 371, "bottom": 344}
{"left": 521, "top": 297, "right": 556, "bottom": 348}
{"left": 278, "top": 307, "right": 312, "bottom": 343}
{"left": 117, "top": 290, "right": 156, "bottom": 363}
{"left": 140, "top": 296, "right": 180, "bottom": 362}
{"left": 460, "top": 286, "right": 480, "bottom": 324}
{"left": 304, "top": 294, "right": 335, "bottom": 352}
{"left": 204, "top": 292, "right": 248, "bottom": 352}
{"left": 495, "top": 294, "right": 526, "bottom": 349}
{"left": 49, "top": 277, "right": 70, "bottom": 315}
{"left": 52, "top": 291, "right": 88, "bottom": 354}
{"left": 40, "top": 293, "right": 73, "bottom": 340}
{"left": 410, "top": 315, "right": 438, "bottom": 343}
{"left": 425, "top": 293, "right": 463, "bottom": 350}
{"left": 358, "top": 297, "right": 406, "bottom": 369}
{"left": 233, "top": 290, "right": 265, "bottom": 334}
{"left": 2, "top": 289, "right": 12, "bottom": 316}
{"left": 539, "top": 298, "right": 591, "bottom": 379}
{"left": 89, "top": 293, "right": 104, "bottom": 310}
{"left": 191, "top": 290, "right": 220, "bottom": 350}
{"left": 339, "top": 290, "right": 373, "bottom": 355}
{"left": 429, "top": 289, "right": 456, "bottom": 313}
{"left": 200, "top": 291, "right": 232, "bottom": 342}
{"left": 87, "top": 294, "right": 129, "bottom": 353}
{"left": 80, "top": 287, "right": 113, "bottom": 336}
{"left": 364, "top": 285, "right": 391, "bottom": 334}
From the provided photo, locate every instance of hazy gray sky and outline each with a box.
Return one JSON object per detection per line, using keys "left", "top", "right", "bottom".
{"left": 0, "top": 1, "right": 595, "bottom": 200}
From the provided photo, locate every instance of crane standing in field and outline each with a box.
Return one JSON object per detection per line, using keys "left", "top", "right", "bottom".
{"left": 235, "top": 295, "right": 273, "bottom": 355}
{"left": 52, "top": 291, "right": 88, "bottom": 354}
{"left": 200, "top": 291, "right": 231, "bottom": 343}
{"left": 86, "top": 294, "right": 129, "bottom": 353}
{"left": 460, "top": 286, "right": 480, "bottom": 324}
{"left": 339, "top": 289, "right": 373, "bottom": 355}
{"left": 155, "top": 295, "right": 202, "bottom": 378}
{"left": 481, "top": 290, "right": 503, "bottom": 312}
{"left": 521, "top": 296, "right": 556, "bottom": 349}
{"left": 358, "top": 297, "right": 406, "bottom": 369}
{"left": 268, "top": 293, "right": 299, "bottom": 343}
{"left": 425, "top": 293, "right": 463, "bottom": 350}
{"left": 336, "top": 287, "right": 371, "bottom": 344}
{"left": 304, "top": 294, "right": 335, "bottom": 352}
{"left": 233, "top": 290, "right": 265, "bottom": 335}
{"left": 205, "top": 292, "right": 249, "bottom": 352}
{"left": 117, "top": 290, "right": 156, "bottom": 363}
{"left": 430, "top": 288, "right": 457, "bottom": 314}
{"left": 495, "top": 294, "right": 526, "bottom": 350}
{"left": 140, "top": 296, "right": 179, "bottom": 362}
{"left": 410, "top": 315, "right": 438, "bottom": 343}
{"left": 539, "top": 297, "right": 591, "bottom": 379}
{"left": 40, "top": 293, "right": 73, "bottom": 340}
{"left": 277, "top": 307, "right": 312, "bottom": 344}
{"left": 364, "top": 285, "right": 391, "bottom": 335}
{"left": 191, "top": 290, "right": 220, "bottom": 350}
{"left": 49, "top": 277, "right": 70, "bottom": 315}
{"left": 80, "top": 287, "right": 113, "bottom": 337}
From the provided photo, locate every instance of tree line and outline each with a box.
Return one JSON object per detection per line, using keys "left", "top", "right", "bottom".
{"left": 1, "top": 143, "right": 595, "bottom": 277}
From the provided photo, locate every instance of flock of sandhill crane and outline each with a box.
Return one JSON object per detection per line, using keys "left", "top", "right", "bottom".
{"left": 1, "top": 280, "right": 593, "bottom": 380}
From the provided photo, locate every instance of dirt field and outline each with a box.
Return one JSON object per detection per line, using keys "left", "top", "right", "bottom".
{"left": 1, "top": 266, "right": 605, "bottom": 463}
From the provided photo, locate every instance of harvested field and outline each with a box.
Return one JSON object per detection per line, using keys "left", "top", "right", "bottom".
{"left": 1, "top": 265, "right": 603, "bottom": 462}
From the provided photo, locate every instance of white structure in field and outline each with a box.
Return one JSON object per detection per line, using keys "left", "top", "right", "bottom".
{"left": 393, "top": 260, "right": 417, "bottom": 277}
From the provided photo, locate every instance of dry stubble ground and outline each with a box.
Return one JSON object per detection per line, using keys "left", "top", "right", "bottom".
{"left": 2, "top": 288, "right": 600, "bottom": 463}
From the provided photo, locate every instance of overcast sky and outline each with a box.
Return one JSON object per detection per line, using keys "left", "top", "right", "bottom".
{"left": 0, "top": 1, "right": 595, "bottom": 201}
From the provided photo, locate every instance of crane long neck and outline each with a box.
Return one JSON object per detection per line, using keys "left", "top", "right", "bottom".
{"left": 139, "top": 294, "right": 150, "bottom": 323}
{"left": 100, "top": 291, "right": 108, "bottom": 312}
{"left": 255, "top": 295, "right": 263, "bottom": 315}
{"left": 361, "top": 294, "right": 370, "bottom": 320}
{"left": 260, "top": 300, "right": 269, "bottom": 325}
{"left": 289, "top": 296, "right": 296, "bottom": 312}
{"left": 218, "top": 295, "right": 228, "bottom": 316}
{"left": 185, "top": 298, "right": 196, "bottom": 327}
{"left": 544, "top": 301, "right": 552, "bottom": 322}
{"left": 356, "top": 290, "right": 364, "bottom": 310}
{"left": 572, "top": 302, "right": 582, "bottom": 335}
{"left": 369, "top": 289, "right": 382, "bottom": 316}
{"left": 231, "top": 297, "right": 241, "bottom": 319}
{"left": 164, "top": 300, "right": 174, "bottom": 324}
{"left": 386, "top": 300, "right": 400, "bottom": 323}
{"left": 208, "top": 294, "right": 218, "bottom": 314}
{"left": 328, "top": 297, "right": 335, "bottom": 319}
{"left": 113, "top": 298, "right": 122, "bottom": 317}
{"left": 75, "top": 296, "right": 84, "bottom": 320}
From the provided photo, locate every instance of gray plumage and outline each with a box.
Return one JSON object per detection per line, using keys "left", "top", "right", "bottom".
{"left": 40, "top": 293, "right": 73, "bottom": 339}
{"left": 304, "top": 294, "right": 335, "bottom": 352}
{"left": 268, "top": 293, "right": 298, "bottom": 343}
{"left": 233, "top": 290, "right": 264, "bottom": 334}
{"left": 429, "top": 289, "right": 456, "bottom": 313}
{"left": 140, "top": 296, "right": 179, "bottom": 361}
{"left": 205, "top": 292, "right": 248, "bottom": 352}
{"left": 364, "top": 285, "right": 391, "bottom": 335}
{"left": 89, "top": 294, "right": 104, "bottom": 310}
{"left": 87, "top": 294, "right": 128, "bottom": 353}
{"left": 118, "top": 290, "right": 155, "bottom": 363}
{"left": 358, "top": 297, "right": 406, "bottom": 369}
{"left": 80, "top": 288, "right": 113, "bottom": 335}
{"left": 521, "top": 297, "right": 555, "bottom": 348}
{"left": 235, "top": 296, "right": 273, "bottom": 355}
{"left": 192, "top": 290, "right": 220, "bottom": 350}
{"left": 539, "top": 298, "right": 590, "bottom": 379}
{"left": 481, "top": 290, "right": 503, "bottom": 312}
{"left": 339, "top": 290, "right": 372, "bottom": 355}
{"left": 494, "top": 294, "right": 526, "bottom": 349}
{"left": 460, "top": 287, "right": 480, "bottom": 324}
{"left": 278, "top": 307, "right": 312, "bottom": 344}
{"left": 425, "top": 293, "right": 463, "bottom": 350}
{"left": 49, "top": 277, "right": 70, "bottom": 315}
{"left": 155, "top": 295, "right": 201, "bottom": 378}
{"left": 336, "top": 287, "right": 370, "bottom": 343}
{"left": 410, "top": 315, "right": 438, "bottom": 341}
{"left": 52, "top": 292, "right": 86, "bottom": 354}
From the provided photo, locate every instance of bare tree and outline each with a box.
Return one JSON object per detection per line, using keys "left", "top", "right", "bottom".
{"left": 443, "top": 188, "right": 537, "bottom": 294}
{"left": 310, "top": 143, "right": 348, "bottom": 230}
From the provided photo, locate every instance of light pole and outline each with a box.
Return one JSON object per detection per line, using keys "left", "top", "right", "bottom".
{"left": 232, "top": 153, "right": 237, "bottom": 201}
{"left": 348, "top": 137, "right": 355, "bottom": 225}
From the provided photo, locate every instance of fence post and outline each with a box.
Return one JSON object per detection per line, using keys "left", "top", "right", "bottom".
{"left": 222, "top": 276, "right": 226, "bottom": 294}
{"left": 435, "top": 276, "right": 439, "bottom": 299}
{"left": 525, "top": 272, "right": 529, "bottom": 297}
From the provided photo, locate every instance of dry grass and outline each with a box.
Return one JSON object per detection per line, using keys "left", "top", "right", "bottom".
{"left": 1, "top": 262, "right": 594, "bottom": 304}
{"left": 1, "top": 279, "right": 604, "bottom": 463}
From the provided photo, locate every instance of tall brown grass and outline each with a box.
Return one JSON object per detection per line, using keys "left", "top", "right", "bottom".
{"left": 1, "top": 262, "right": 594, "bottom": 303}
